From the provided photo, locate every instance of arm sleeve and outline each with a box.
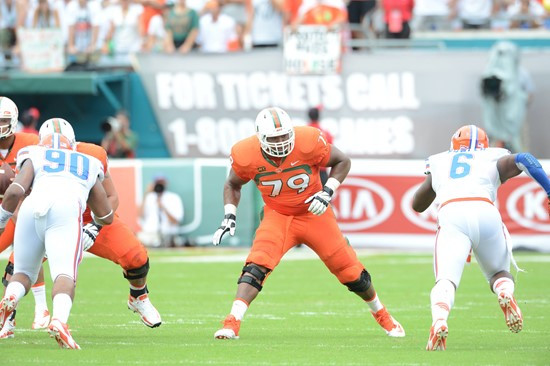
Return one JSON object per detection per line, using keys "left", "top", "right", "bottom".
{"left": 515, "top": 153, "right": 550, "bottom": 196}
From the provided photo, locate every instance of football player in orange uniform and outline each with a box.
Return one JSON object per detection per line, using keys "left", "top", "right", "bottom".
{"left": 212, "top": 107, "right": 405, "bottom": 339}
{"left": 0, "top": 97, "right": 48, "bottom": 337}
{"left": 0, "top": 118, "right": 161, "bottom": 338}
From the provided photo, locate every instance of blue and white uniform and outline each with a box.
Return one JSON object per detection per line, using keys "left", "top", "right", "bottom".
{"left": 425, "top": 147, "right": 511, "bottom": 287}
{"left": 13, "top": 144, "right": 104, "bottom": 284}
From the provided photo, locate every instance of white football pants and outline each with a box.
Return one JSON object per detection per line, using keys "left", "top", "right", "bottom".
{"left": 434, "top": 200, "right": 511, "bottom": 288}
{"left": 13, "top": 197, "right": 83, "bottom": 285}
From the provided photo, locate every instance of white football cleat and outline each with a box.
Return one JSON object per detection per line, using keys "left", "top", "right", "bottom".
{"left": 498, "top": 292, "right": 523, "bottom": 333}
{"left": 0, "top": 317, "right": 15, "bottom": 339}
{"left": 426, "top": 319, "right": 448, "bottom": 351}
{"left": 371, "top": 307, "right": 406, "bottom": 337}
{"left": 32, "top": 309, "right": 51, "bottom": 330}
{"left": 128, "top": 294, "right": 162, "bottom": 328}
{"left": 48, "top": 318, "right": 81, "bottom": 350}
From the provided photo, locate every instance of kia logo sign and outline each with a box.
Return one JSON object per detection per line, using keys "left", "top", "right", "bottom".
{"left": 333, "top": 177, "right": 393, "bottom": 231}
{"left": 401, "top": 183, "right": 438, "bottom": 231}
{"left": 507, "top": 182, "right": 550, "bottom": 232}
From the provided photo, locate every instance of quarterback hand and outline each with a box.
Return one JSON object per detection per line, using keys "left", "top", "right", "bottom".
{"left": 305, "top": 186, "right": 334, "bottom": 216}
{"left": 82, "top": 222, "right": 102, "bottom": 251}
{"left": 213, "top": 214, "right": 236, "bottom": 245}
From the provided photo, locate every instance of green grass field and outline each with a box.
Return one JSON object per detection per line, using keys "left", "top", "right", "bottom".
{"left": 5, "top": 249, "right": 550, "bottom": 365}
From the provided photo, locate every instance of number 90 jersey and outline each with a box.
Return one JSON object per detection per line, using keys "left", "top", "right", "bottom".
{"left": 426, "top": 147, "right": 510, "bottom": 205}
{"left": 16, "top": 145, "right": 105, "bottom": 211}
{"left": 231, "top": 126, "right": 331, "bottom": 216}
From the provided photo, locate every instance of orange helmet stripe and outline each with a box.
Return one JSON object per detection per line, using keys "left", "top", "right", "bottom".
{"left": 269, "top": 109, "right": 282, "bottom": 129}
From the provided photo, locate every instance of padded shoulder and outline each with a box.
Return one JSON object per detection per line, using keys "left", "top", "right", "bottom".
{"left": 294, "top": 126, "right": 327, "bottom": 160}
{"left": 231, "top": 135, "right": 260, "bottom": 169}
{"left": 14, "top": 132, "right": 40, "bottom": 146}
{"left": 76, "top": 142, "right": 109, "bottom": 172}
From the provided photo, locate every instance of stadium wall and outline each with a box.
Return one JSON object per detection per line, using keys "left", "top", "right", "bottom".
{"left": 111, "top": 158, "right": 550, "bottom": 252}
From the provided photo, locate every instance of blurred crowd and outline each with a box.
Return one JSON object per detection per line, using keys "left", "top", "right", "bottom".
{"left": 0, "top": 0, "right": 549, "bottom": 64}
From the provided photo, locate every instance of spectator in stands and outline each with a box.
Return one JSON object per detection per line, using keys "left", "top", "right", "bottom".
{"left": 54, "top": 0, "right": 74, "bottom": 46}
{"left": 0, "top": 0, "right": 18, "bottom": 61}
{"left": 102, "top": 0, "right": 144, "bottom": 55}
{"left": 449, "top": 0, "right": 492, "bottom": 29}
{"left": 19, "top": 107, "right": 40, "bottom": 135}
{"left": 250, "top": 0, "right": 286, "bottom": 48}
{"left": 293, "top": 0, "right": 348, "bottom": 29}
{"left": 143, "top": 12, "right": 166, "bottom": 52}
{"left": 481, "top": 41, "right": 534, "bottom": 152}
{"left": 196, "top": 0, "right": 240, "bottom": 52}
{"left": 381, "top": 0, "right": 414, "bottom": 39}
{"left": 347, "top": 0, "right": 376, "bottom": 48}
{"left": 96, "top": 0, "right": 113, "bottom": 51}
{"left": 32, "top": 0, "right": 61, "bottom": 28}
{"left": 66, "top": 0, "right": 101, "bottom": 57}
{"left": 491, "top": 0, "right": 513, "bottom": 30}
{"left": 162, "top": 0, "right": 200, "bottom": 53}
{"left": 138, "top": 0, "right": 167, "bottom": 37}
{"left": 138, "top": 175, "right": 184, "bottom": 248}
{"left": 509, "top": 0, "right": 545, "bottom": 28}
{"left": 101, "top": 109, "right": 138, "bottom": 158}
{"left": 284, "top": 0, "right": 302, "bottom": 25}
{"left": 413, "top": 0, "right": 452, "bottom": 31}
{"left": 220, "top": 0, "right": 253, "bottom": 49}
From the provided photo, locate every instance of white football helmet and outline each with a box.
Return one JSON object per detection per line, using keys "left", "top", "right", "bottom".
{"left": 255, "top": 107, "right": 295, "bottom": 157}
{"left": 39, "top": 118, "right": 76, "bottom": 146}
{"left": 0, "top": 96, "right": 19, "bottom": 139}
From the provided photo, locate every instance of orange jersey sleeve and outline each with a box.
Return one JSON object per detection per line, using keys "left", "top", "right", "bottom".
{"left": 76, "top": 142, "right": 109, "bottom": 223}
{"left": 231, "top": 126, "right": 331, "bottom": 216}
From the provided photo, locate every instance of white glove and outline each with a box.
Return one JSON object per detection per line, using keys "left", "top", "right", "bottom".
{"left": 305, "top": 187, "right": 333, "bottom": 215}
{"left": 82, "top": 222, "right": 102, "bottom": 251}
{"left": 212, "top": 213, "right": 236, "bottom": 245}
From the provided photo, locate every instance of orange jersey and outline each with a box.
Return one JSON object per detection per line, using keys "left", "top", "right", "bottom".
{"left": 76, "top": 142, "right": 109, "bottom": 224}
{"left": 231, "top": 126, "right": 331, "bottom": 216}
{"left": 1, "top": 132, "right": 40, "bottom": 171}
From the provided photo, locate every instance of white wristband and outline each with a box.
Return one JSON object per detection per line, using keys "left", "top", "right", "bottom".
{"left": 92, "top": 209, "right": 113, "bottom": 225}
{"left": 324, "top": 177, "right": 341, "bottom": 193}
{"left": 0, "top": 205, "right": 13, "bottom": 228}
{"left": 224, "top": 204, "right": 237, "bottom": 216}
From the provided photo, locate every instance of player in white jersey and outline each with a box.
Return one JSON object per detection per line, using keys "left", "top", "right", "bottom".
{"left": 0, "top": 132, "right": 114, "bottom": 349}
{"left": 412, "top": 125, "right": 550, "bottom": 351}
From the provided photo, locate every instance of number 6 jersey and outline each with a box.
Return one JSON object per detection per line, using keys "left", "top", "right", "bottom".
{"left": 426, "top": 147, "right": 510, "bottom": 205}
{"left": 231, "top": 126, "right": 331, "bottom": 216}
{"left": 15, "top": 145, "right": 105, "bottom": 213}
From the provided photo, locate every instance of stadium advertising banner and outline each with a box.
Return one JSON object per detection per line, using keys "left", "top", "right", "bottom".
{"left": 338, "top": 160, "right": 550, "bottom": 251}
{"left": 110, "top": 158, "right": 550, "bottom": 251}
{"left": 135, "top": 51, "right": 550, "bottom": 159}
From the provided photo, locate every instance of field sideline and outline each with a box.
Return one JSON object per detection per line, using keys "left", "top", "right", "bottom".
{"left": 4, "top": 248, "right": 550, "bottom": 365}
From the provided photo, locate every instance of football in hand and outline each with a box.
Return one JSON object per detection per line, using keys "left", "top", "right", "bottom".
{"left": 0, "top": 162, "right": 15, "bottom": 198}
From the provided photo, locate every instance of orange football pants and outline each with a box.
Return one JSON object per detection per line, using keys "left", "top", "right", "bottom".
{"left": 247, "top": 205, "right": 364, "bottom": 284}
{"left": 4, "top": 215, "right": 148, "bottom": 272}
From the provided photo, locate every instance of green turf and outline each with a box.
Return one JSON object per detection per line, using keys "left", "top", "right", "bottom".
{"left": 5, "top": 250, "right": 550, "bottom": 365}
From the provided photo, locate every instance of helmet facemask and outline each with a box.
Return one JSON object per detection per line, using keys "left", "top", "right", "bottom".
{"left": 255, "top": 107, "right": 295, "bottom": 158}
{"left": 0, "top": 97, "right": 19, "bottom": 139}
